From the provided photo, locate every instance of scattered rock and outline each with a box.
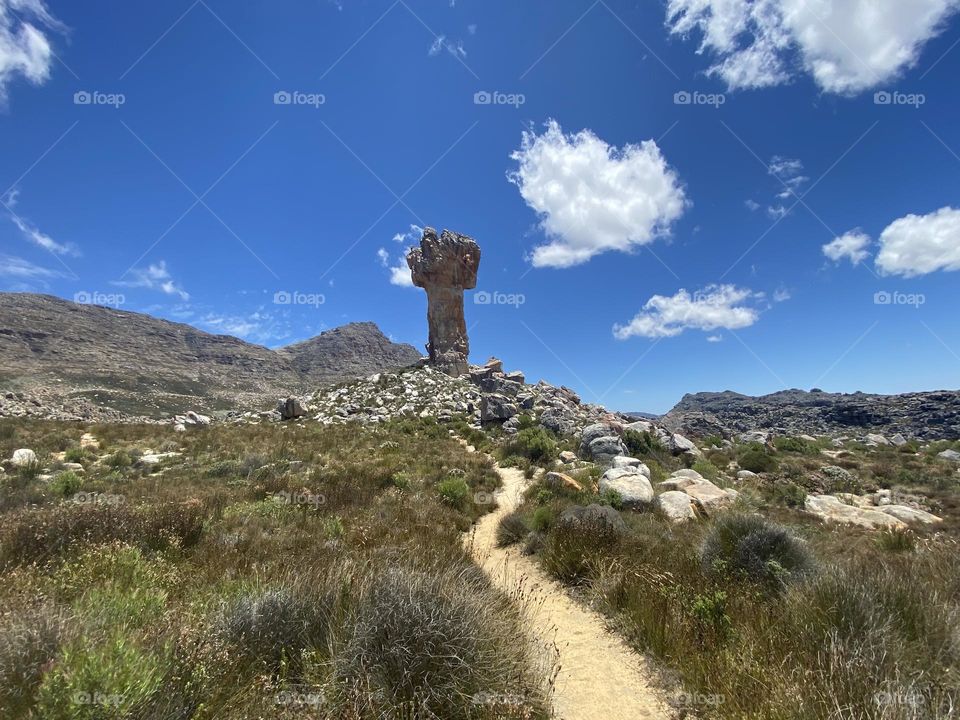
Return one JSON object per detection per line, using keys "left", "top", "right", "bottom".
{"left": 877, "top": 505, "right": 942, "bottom": 525}
{"left": 736, "top": 470, "right": 757, "bottom": 480}
{"left": 599, "top": 467, "right": 654, "bottom": 507}
{"left": 558, "top": 504, "right": 628, "bottom": 534}
{"left": 657, "top": 491, "right": 697, "bottom": 522}
{"left": 938, "top": 449, "right": 960, "bottom": 463}
{"left": 544, "top": 471, "right": 583, "bottom": 493}
{"left": 11, "top": 448, "right": 37, "bottom": 467}
{"left": 277, "top": 397, "right": 308, "bottom": 421}
{"left": 481, "top": 394, "right": 518, "bottom": 424}
{"left": 685, "top": 481, "right": 738, "bottom": 515}
{"left": 804, "top": 494, "right": 907, "bottom": 530}
{"left": 559, "top": 450, "right": 578, "bottom": 464}
{"left": 865, "top": 433, "right": 890, "bottom": 446}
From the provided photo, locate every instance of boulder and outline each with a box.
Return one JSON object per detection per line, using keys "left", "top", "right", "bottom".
{"left": 672, "top": 468, "right": 704, "bottom": 481}
{"left": 865, "top": 433, "right": 890, "bottom": 446}
{"left": 599, "top": 467, "right": 654, "bottom": 507}
{"left": 667, "top": 432, "right": 702, "bottom": 457}
{"left": 505, "top": 370, "right": 525, "bottom": 384}
{"left": 611, "top": 455, "right": 643, "bottom": 470}
{"left": 11, "top": 448, "right": 37, "bottom": 467}
{"left": 804, "top": 494, "right": 906, "bottom": 530}
{"left": 502, "top": 415, "right": 522, "bottom": 435}
{"left": 277, "top": 397, "right": 308, "bottom": 421}
{"left": 581, "top": 423, "right": 618, "bottom": 447}
{"left": 891, "top": 433, "right": 908, "bottom": 447}
{"left": 685, "top": 480, "right": 738, "bottom": 515}
{"left": 877, "top": 505, "right": 942, "bottom": 525}
{"left": 937, "top": 449, "right": 960, "bottom": 463}
{"left": 539, "top": 407, "right": 579, "bottom": 436}
{"left": 657, "top": 491, "right": 697, "bottom": 522}
{"left": 544, "top": 471, "right": 583, "bottom": 493}
{"left": 185, "top": 411, "right": 211, "bottom": 426}
{"left": 736, "top": 470, "right": 758, "bottom": 480}
{"left": 559, "top": 450, "right": 578, "bottom": 464}
{"left": 584, "top": 436, "right": 627, "bottom": 463}
{"left": 559, "top": 504, "right": 627, "bottom": 534}
{"left": 739, "top": 430, "right": 770, "bottom": 444}
{"left": 480, "top": 394, "right": 518, "bottom": 424}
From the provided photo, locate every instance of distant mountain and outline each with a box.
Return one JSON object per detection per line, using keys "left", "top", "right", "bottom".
{"left": 662, "top": 388, "right": 960, "bottom": 441}
{"left": 0, "top": 293, "right": 421, "bottom": 419}
{"left": 624, "top": 411, "right": 660, "bottom": 420}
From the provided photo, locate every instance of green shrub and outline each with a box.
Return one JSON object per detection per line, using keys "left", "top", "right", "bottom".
{"left": 542, "top": 509, "right": 624, "bottom": 583}
{"left": 436, "top": 477, "right": 470, "bottom": 510}
{"left": 496, "top": 511, "right": 528, "bottom": 547}
{"left": 0, "top": 608, "right": 67, "bottom": 716}
{"left": 104, "top": 450, "right": 131, "bottom": 469}
{"left": 597, "top": 488, "right": 623, "bottom": 510}
{"left": 50, "top": 471, "right": 83, "bottom": 498}
{"left": 738, "top": 444, "right": 778, "bottom": 474}
{"left": 622, "top": 429, "right": 664, "bottom": 458}
{"left": 503, "top": 427, "right": 557, "bottom": 463}
{"left": 63, "top": 447, "right": 86, "bottom": 464}
{"left": 691, "top": 459, "right": 720, "bottom": 480}
{"left": 688, "top": 590, "right": 732, "bottom": 644}
{"left": 531, "top": 507, "right": 554, "bottom": 532}
{"left": 769, "top": 481, "right": 807, "bottom": 508}
{"left": 701, "top": 514, "right": 814, "bottom": 592}
{"left": 876, "top": 528, "right": 915, "bottom": 553}
{"left": 774, "top": 436, "right": 814, "bottom": 454}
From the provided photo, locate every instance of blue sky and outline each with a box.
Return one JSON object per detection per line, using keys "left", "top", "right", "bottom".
{"left": 1, "top": 0, "right": 959, "bottom": 413}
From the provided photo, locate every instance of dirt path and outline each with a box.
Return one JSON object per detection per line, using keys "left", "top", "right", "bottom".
{"left": 466, "top": 462, "right": 674, "bottom": 720}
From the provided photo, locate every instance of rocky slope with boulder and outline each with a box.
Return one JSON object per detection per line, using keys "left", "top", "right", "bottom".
{"left": 662, "top": 388, "right": 960, "bottom": 441}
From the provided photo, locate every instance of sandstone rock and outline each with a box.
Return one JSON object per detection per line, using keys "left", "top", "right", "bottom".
{"left": 865, "top": 433, "right": 890, "bottom": 446}
{"left": 877, "top": 505, "right": 942, "bottom": 525}
{"left": 938, "top": 449, "right": 960, "bottom": 463}
{"left": 600, "top": 467, "right": 654, "bottom": 507}
{"left": 624, "top": 420, "right": 654, "bottom": 434}
{"left": 739, "top": 430, "right": 770, "bottom": 444}
{"left": 804, "top": 494, "right": 906, "bottom": 530}
{"left": 685, "top": 481, "right": 738, "bottom": 515}
{"left": 11, "top": 448, "right": 37, "bottom": 467}
{"left": 185, "top": 411, "right": 211, "bottom": 426}
{"left": 559, "top": 504, "right": 627, "bottom": 534}
{"left": 611, "top": 455, "right": 642, "bottom": 470}
{"left": 559, "top": 450, "right": 577, "bottom": 464}
{"left": 140, "top": 451, "right": 181, "bottom": 466}
{"left": 891, "top": 433, "right": 908, "bottom": 446}
{"left": 540, "top": 407, "right": 579, "bottom": 436}
{"left": 667, "top": 432, "right": 701, "bottom": 457}
{"left": 672, "top": 468, "right": 705, "bottom": 481}
{"left": 505, "top": 370, "right": 525, "bottom": 384}
{"left": 657, "top": 491, "right": 697, "bottom": 522}
{"left": 737, "top": 470, "right": 758, "bottom": 480}
{"left": 407, "top": 227, "right": 481, "bottom": 376}
{"left": 502, "top": 415, "right": 522, "bottom": 434}
{"left": 277, "top": 397, "right": 308, "bottom": 421}
{"left": 544, "top": 471, "right": 583, "bottom": 493}
{"left": 584, "top": 436, "right": 627, "bottom": 463}
{"left": 481, "top": 394, "right": 518, "bottom": 424}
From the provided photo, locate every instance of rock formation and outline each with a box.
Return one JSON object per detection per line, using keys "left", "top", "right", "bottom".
{"left": 407, "top": 227, "right": 481, "bottom": 376}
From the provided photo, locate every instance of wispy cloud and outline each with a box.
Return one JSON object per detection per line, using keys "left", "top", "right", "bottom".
{"left": 0, "top": 252, "right": 61, "bottom": 279}
{"left": 114, "top": 260, "right": 189, "bottom": 301}
{"left": 9, "top": 213, "right": 79, "bottom": 256}
{"left": 0, "top": 0, "right": 64, "bottom": 105}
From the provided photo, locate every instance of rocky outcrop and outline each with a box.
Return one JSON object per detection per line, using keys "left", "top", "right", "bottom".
{"left": 407, "top": 228, "right": 481, "bottom": 376}
{"left": 663, "top": 388, "right": 960, "bottom": 441}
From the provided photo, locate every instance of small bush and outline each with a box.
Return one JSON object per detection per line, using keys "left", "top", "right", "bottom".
{"left": 774, "top": 436, "right": 815, "bottom": 454}
{"left": 622, "top": 429, "right": 665, "bottom": 458}
{"left": 496, "top": 511, "right": 528, "bottom": 547}
{"left": 49, "top": 471, "right": 83, "bottom": 498}
{"left": 0, "top": 608, "right": 67, "bottom": 716}
{"left": 531, "top": 506, "right": 554, "bottom": 532}
{"left": 542, "top": 509, "right": 624, "bottom": 583}
{"left": 503, "top": 427, "right": 557, "bottom": 463}
{"left": 436, "top": 477, "right": 470, "bottom": 510}
{"left": 63, "top": 447, "right": 86, "bottom": 464}
{"left": 876, "top": 528, "right": 915, "bottom": 553}
{"left": 769, "top": 481, "right": 807, "bottom": 508}
{"left": 691, "top": 459, "right": 720, "bottom": 480}
{"left": 701, "top": 514, "right": 814, "bottom": 592}
{"left": 104, "top": 449, "right": 132, "bottom": 469}
{"left": 738, "top": 444, "right": 778, "bottom": 474}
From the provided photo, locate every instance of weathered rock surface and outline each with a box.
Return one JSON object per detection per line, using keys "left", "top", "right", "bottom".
{"left": 599, "top": 467, "right": 654, "bottom": 507}
{"left": 407, "top": 227, "right": 480, "bottom": 376}
{"left": 663, "top": 388, "right": 960, "bottom": 441}
{"left": 805, "top": 494, "right": 907, "bottom": 530}
{"left": 657, "top": 491, "right": 697, "bottom": 522}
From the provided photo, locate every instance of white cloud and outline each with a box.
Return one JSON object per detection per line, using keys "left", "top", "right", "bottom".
{"left": 9, "top": 213, "right": 78, "bottom": 256}
{"left": 613, "top": 284, "right": 763, "bottom": 340}
{"left": 875, "top": 206, "right": 960, "bottom": 277}
{"left": 389, "top": 261, "right": 413, "bottom": 287}
{"left": 823, "top": 229, "right": 871, "bottom": 265}
{"left": 0, "top": 0, "right": 63, "bottom": 105}
{"left": 376, "top": 247, "right": 389, "bottom": 267}
{"left": 706, "top": 334, "right": 723, "bottom": 342}
{"left": 428, "top": 35, "right": 466, "bottom": 58}
{"left": 392, "top": 224, "right": 423, "bottom": 244}
{"left": 666, "top": 0, "right": 960, "bottom": 94}
{"left": 379, "top": 237, "right": 415, "bottom": 287}
{"left": 115, "top": 261, "right": 190, "bottom": 301}
{"left": 508, "top": 119, "right": 688, "bottom": 269}
{"left": 769, "top": 156, "right": 808, "bottom": 198}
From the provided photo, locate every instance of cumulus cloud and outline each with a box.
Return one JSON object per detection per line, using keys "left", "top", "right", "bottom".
{"left": 823, "top": 229, "right": 872, "bottom": 265}
{"left": 0, "top": 0, "right": 63, "bottom": 105}
{"left": 508, "top": 120, "right": 688, "bottom": 269}
{"left": 379, "top": 238, "right": 415, "bottom": 287}
{"left": 875, "top": 206, "right": 960, "bottom": 277}
{"left": 428, "top": 35, "right": 466, "bottom": 58}
{"left": 666, "top": 0, "right": 960, "bottom": 94}
{"left": 115, "top": 261, "right": 190, "bottom": 301}
{"left": 613, "top": 284, "right": 763, "bottom": 340}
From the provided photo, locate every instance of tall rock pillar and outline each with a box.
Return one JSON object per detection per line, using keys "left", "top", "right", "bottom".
{"left": 407, "top": 227, "right": 481, "bottom": 376}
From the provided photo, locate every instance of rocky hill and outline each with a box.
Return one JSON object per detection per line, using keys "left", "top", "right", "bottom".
{"left": 662, "top": 388, "right": 960, "bottom": 441}
{"left": 0, "top": 293, "right": 420, "bottom": 420}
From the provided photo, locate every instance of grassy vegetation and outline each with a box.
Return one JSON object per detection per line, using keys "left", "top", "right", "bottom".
{"left": 506, "top": 431, "right": 960, "bottom": 718}
{"left": 0, "top": 417, "right": 550, "bottom": 719}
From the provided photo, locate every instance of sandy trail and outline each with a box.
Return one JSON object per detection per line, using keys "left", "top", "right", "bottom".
{"left": 466, "top": 462, "right": 673, "bottom": 720}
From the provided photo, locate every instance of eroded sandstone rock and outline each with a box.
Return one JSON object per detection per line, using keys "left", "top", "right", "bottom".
{"left": 407, "top": 227, "right": 481, "bottom": 376}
